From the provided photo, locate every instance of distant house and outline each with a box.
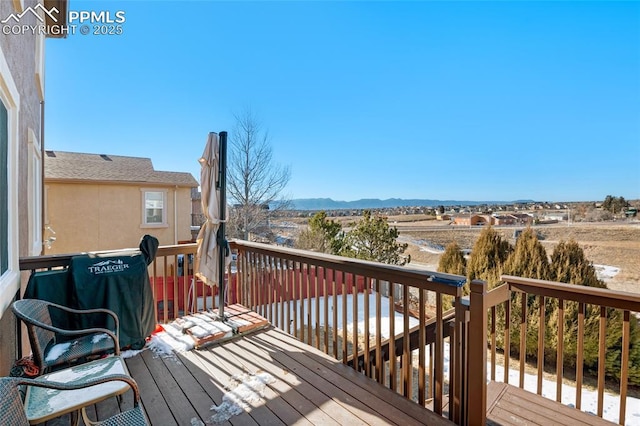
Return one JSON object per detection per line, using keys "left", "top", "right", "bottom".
{"left": 493, "top": 213, "right": 533, "bottom": 226}
{"left": 453, "top": 214, "right": 494, "bottom": 226}
{"left": 511, "top": 213, "right": 534, "bottom": 225}
{"left": 44, "top": 151, "right": 198, "bottom": 254}
{"left": 544, "top": 213, "right": 567, "bottom": 222}
{"left": 493, "top": 215, "right": 517, "bottom": 226}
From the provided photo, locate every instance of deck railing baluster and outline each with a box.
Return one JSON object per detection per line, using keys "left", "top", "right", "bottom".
{"left": 342, "top": 271, "right": 348, "bottom": 364}
{"left": 388, "top": 281, "right": 396, "bottom": 392}
{"left": 418, "top": 288, "right": 426, "bottom": 405}
{"left": 315, "top": 267, "right": 321, "bottom": 350}
{"left": 557, "top": 298, "right": 565, "bottom": 402}
{"left": 598, "top": 306, "right": 607, "bottom": 417}
{"left": 537, "top": 295, "right": 546, "bottom": 395}
{"left": 352, "top": 274, "right": 359, "bottom": 372}
{"left": 620, "top": 310, "right": 630, "bottom": 425}
{"left": 519, "top": 292, "right": 527, "bottom": 389}
{"left": 26, "top": 242, "right": 640, "bottom": 425}
{"left": 576, "top": 301, "right": 585, "bottom": 409}
{"left": 364, "top": 276, "right": 371, "bottom": 378}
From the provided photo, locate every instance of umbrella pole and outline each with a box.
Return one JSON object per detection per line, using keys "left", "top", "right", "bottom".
{"left": 217, "top": 131, "right": 228, "bottom": 321}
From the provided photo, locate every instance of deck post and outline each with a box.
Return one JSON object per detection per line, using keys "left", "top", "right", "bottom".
{"left": 468, "top": 280, "right": 488, "bottom": 426}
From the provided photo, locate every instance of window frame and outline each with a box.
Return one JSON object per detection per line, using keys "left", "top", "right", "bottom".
{"left": 28, "top": 128, "right": 42, "bottom": 256}
{"left": 0, "top": 44, "right": 22, "bottom": 315}
{"left": 12, "top": 0, "right": 24, "bottom": 13}
{"left": 141, "top": 188, "right": 168, "bottom": 228}
{"left": 34, "top": 28, "right": 45, "bottom": 101}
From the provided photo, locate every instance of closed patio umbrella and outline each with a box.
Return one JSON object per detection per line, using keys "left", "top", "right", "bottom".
{"left": 195, "top": 131, "right": 229, "bottom": 318}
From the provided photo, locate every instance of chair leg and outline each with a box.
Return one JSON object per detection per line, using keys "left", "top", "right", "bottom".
{"left": 81, "top": 407, "right": 98, "bottom": 426}
{"left": 70, "top": 409, "right": 80, "bottom": 426}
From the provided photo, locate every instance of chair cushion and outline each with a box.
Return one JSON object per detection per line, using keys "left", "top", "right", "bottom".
{"left": 43, "top": 333, "right": 116, "bottom": 370}
{"left": 96, "top": 406, "right": 148, "bottom": 426}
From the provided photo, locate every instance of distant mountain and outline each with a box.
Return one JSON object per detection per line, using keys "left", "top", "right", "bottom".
{"left": 287, "top": 198, "right": 534, "bottom": 211}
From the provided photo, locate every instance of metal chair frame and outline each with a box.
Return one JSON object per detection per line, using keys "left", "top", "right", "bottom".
{"left": 12, "top": 299, "right": 120, "bottom": 373}
{"left": 0, "top": 374, "right": 149, "bottom": 425}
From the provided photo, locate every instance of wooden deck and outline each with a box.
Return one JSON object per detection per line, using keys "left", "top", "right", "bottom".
{"left": 123, "top": 325, "right": 453, "bottom": 425}
{"left": 486, "top": 381, "right": 616, "bottom": 426}
{"left": 37, "top": 329, "right": 617, "bottom": 426}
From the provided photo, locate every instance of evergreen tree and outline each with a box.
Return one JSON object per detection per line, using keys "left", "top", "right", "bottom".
{"left": 438, "top": 242, "right": 467, "bottom": 276}
{"left": 503, "top": 227, "right": 553, "bottom": 357}
{"left": 339, "top": 210, "right": 410, "bottom": 265}
{"left": 549, "top": 239, "right": 640, "bottom": 385}
{"left": 602, "top": 195, "right": 628, "bottom": 215}
{"left": 437, "top": 242, "right": 467, "bottom": 310}
{"left": 503, "top": 228, "right": 550, "bottom": 281}
{"left": 296, "top": 211, "right": 345, "bottom": 254}
{"left": 549, "top": 240, "right": 604, "bottom": 288}
{"left": 467, "top": 226, "right": 512, "bottom": 289}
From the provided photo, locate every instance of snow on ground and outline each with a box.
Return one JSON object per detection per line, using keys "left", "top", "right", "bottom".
{"left": 594, "top": 264, "right": 621, "bottom": 282}
{"left": 298, "top": 294, "right": 639, "bottom": 425}
{"left": 288, "top": 293, "right": 419, "bottom": 339}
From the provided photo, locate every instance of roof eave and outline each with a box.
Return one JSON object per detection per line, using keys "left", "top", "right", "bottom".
{"left": 44, "top": 0, "right": 68, "bottom": 39}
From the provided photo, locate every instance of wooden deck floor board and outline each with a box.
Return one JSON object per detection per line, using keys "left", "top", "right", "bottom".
{"left": 213, "top": 341, "right": 324, "bottom": 426}
{"left": 248, "top": 331, "right": 404, "bottom": 426}
{"left": 39, "top": 329, "right": 619, "bottom": 426}
{"left": 178, "top": 349, "right": 257, "bottom": 426}
{"left": 139, "top": 350, "right": 202, "bottom": 425}
{"left": 228, "top": 333, "right": 357, "bottom": 426}
{"left": 255, "top": 327, "right": 451, "bottom": 426}
{"left": 125, "top": 349, "right": 174, "bottom": 425}
{"left": 123, "top": 325, "right": 453, "bottom": 426}
{"left": 158, "top": 352, "right": 218, "bottom": 424}
{"left": 191, "top": 341, "right": 286, "bottom": 426}
{"left": 486, "top": 382, "right": 615, "bottom": 426}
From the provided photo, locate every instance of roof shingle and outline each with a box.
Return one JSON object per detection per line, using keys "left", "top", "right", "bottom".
{"left": 44, "top": 151, "right": 198, "bottom": 187}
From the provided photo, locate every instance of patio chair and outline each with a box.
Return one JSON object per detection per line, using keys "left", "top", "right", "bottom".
{"left": 0, "top": 374, "right": 148, "bottom": 425}
{"left": 12, "top": 299, "right": 120, "bottom": 374}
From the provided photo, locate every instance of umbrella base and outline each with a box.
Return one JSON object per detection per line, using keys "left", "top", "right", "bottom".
{"left": 169, "top": 304, "right": 269, "bottom": 349}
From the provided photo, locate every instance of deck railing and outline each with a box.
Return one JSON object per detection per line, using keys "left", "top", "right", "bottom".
{"left": 18, "top": 242, "right": 468, "bottom": 421}
{"left": 230, "top": 240, "right": 468, "bottom": 420}
{"left": 19, "top": 242, "right": 640, "bottom": 425}
{"left": 18, "top": 244, "right": 204, "bottom": 323}
{"left": 467, "top": 276, "right": 640, "bottom": 426}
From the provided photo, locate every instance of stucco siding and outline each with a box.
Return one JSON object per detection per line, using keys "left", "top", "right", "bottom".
{"left": 0, "top": 0, "right": 43, "bottom": 375}
{"left": 46, "top": 183, "right": 194, "bottom": 254}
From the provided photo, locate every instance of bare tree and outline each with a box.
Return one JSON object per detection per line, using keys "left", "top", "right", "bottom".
{"left": 227, "top": 109, "right": 291, "bottom": 240}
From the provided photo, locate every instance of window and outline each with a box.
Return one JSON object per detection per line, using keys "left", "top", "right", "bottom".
{"left": 1, "top": 100, "right": 7, "bottom": 275}
{"left": 35, "top": 30, "right": 44, "bottom": 101}
{"left": 28, "top": 128, "right": 42, "bottom": 255}
{"left": 0, "top": 45, "right": 21, "bottom": 315}
{"left": 142, "top": 189, "right": 167, "bottom": 227}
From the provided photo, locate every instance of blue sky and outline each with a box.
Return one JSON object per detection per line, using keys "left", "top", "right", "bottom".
{"left": 45, "top": 1, "right": 640, "bottom": 203}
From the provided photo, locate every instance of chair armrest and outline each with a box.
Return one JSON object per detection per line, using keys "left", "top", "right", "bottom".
{"left": 45, "top": 301, "right": 120, "bottom": 341}
{"left": 19, "top": 315, "right": 120, "bottom": 353}
{"left": 17, "top": 373, "right": 141, "bottom": 405}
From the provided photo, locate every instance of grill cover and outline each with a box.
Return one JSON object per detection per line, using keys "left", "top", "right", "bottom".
{"left": 69, "top": 235, "right": 158, "bottom": 349}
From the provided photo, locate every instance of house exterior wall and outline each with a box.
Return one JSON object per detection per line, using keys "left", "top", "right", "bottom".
{"left": 494, "top": 216, "right": 516, "bottom": 226}
{"left": 454, "top": 214, "right": 494, "bottom": 226}
{"left": 0, "top": 0, "right": 44, "bottom": 376}
{"left": 45, "top": 182, "right": 194, "bottom": 254}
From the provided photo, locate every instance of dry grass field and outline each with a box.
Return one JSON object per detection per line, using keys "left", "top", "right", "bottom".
{"left": 395, "top": 220, "right": 640, "bottom": 295}
{"left": 276, "top": 215, "right": 639, "bottom": 294}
